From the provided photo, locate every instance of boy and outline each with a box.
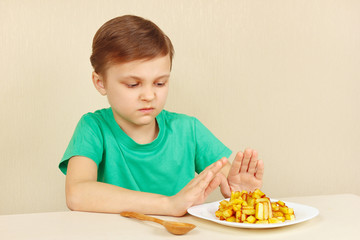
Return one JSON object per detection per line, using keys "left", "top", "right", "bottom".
{"left": 59, "top": 15, "right": 264, "bottom": 216}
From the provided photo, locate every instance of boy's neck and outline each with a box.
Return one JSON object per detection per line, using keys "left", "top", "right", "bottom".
{"left": 117, "top": 119, "right": 159, "bottom": 144}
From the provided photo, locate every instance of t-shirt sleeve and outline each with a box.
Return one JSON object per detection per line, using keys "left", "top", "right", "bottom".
{"left": 59, "top": 114, "right": 104, "bottom": 175}
{"left": 193, "top": 118, "right": 232, "bottom": 173}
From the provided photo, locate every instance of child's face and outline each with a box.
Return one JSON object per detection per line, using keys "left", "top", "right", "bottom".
{"left": 93, "top": 55, "right": 171, "bottom": 130}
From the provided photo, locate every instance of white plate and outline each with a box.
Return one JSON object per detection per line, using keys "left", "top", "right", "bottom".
{"left": 187, "top": 199, "right": 319, "bottom": 229}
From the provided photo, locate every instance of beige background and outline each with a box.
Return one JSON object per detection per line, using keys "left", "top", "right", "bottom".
{"left": 0, "top": 0, "right": 359, "bottom": 215}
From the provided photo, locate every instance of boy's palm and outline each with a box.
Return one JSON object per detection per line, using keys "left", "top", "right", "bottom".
{"left": 227, "top": 150, "right": 264, "bottom": 192}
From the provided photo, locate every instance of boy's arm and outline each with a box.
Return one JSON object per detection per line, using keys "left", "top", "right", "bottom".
{"left": 65, "top": 156, "right": 228, "bottom": 216}
{"left": 65, "top": 156, "right": 170, "bottom": 215}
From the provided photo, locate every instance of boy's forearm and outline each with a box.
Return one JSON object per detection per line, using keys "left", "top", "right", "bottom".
{"left": 66, "top": 181, "right": 173, "bottom": 215}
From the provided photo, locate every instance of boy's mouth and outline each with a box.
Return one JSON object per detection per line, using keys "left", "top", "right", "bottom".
{"left": 139, "top": 107, "right": 155, "bottom": 114}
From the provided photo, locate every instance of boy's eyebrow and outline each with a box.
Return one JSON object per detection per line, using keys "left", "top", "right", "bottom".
{"left": 122, "top": 74, "right": 170, "bottom": 81}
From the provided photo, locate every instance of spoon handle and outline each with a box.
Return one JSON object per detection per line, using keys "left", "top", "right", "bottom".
{"left": 120, "top": 211, "right": 165, "bottom": 225}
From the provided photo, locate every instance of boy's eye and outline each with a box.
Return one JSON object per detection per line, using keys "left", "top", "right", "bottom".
{"left": 126, "top": 83, "right": 139, "bottom": 88}
{"left": 155, "top": 82, "right": 166, "bottom": 87}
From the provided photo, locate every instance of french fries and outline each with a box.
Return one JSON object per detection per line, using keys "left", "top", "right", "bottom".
{"left": 215, "top": 189, "right": 295, "bottom": 224}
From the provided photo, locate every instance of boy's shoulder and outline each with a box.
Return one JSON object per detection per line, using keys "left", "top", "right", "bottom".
{"left": 161, "top": 109, "right": 196, "bottom": 123}
{"left": 79, "top": 108, "right": 112, "bottom": 126}
{"left": 160, "top": 110, "right": 204, "bottom": 132}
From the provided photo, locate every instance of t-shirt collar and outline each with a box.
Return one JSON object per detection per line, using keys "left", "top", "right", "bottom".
{"left": 107, "top": 108, "right": 165, "bottom": 152}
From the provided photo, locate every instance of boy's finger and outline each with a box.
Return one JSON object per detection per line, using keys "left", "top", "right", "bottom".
{"left": 196, "top": 158, "right": 227, "bottom": 185}
{"left": 255, "top": 159, "right": 264, "bottom": 180}
{"left": 198, "top": 163, "right": 223, "bottom": 190}
{"left": 197, "top": 171, "right": 214, "bottom": 190}
{"left": 219, "top": 174, "right": 231, "bottom": 197}
{"left": 228, "top": 151, "right": 243, "bottom": 176}
{"left": 240, "top": 148, "right": 252, "bottom": 173}
{"left": 209, "top": 158, "right": 227, "bottom": 178}
{"left": 204, "top": 174, "right": 222, "bottom": 197}
{"left": 210, "top": 157, "right": 227, "bottom": 172}
{"left": 248, "top": 150, "right": 258, "bottom": 174}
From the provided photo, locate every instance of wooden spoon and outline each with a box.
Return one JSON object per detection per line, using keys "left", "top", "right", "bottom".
{"left": 120, "top": 211, "right": 196, "bottom": 235}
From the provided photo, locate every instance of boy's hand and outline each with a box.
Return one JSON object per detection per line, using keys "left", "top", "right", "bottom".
{"left": 227, "top": 149, "right": 264, "bottom": 193}
{"left": 168, "top": 157, "right": 228, "bottom": 216}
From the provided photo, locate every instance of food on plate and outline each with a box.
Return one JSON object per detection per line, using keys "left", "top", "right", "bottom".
{"left": 215, "top": 189, "right": 295, "bottom": 224}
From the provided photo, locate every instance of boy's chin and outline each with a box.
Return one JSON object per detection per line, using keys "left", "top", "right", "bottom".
{"left": 135, "top": 116, "right": 157, "bottom": 126}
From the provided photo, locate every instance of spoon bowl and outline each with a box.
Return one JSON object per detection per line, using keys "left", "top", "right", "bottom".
{"left": 163, "top": 221, "right": 196, "bottom": 235}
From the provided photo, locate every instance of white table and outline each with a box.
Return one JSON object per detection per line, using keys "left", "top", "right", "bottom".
{"left": 1, "top": 194, "right": 359, "bottom": 239}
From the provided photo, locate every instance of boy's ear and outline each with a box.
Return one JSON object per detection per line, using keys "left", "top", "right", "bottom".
{"left": 92, "top": 71, "right": 107, "bottom": 96}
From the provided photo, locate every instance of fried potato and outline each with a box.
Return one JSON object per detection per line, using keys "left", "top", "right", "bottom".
{"left": 215, "top": 189, "right": 295, "bottom": 224}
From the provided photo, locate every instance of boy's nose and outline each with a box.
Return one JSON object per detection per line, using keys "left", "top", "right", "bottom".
{"left": 140, "top": 86, "right": 155, "bottom": 101}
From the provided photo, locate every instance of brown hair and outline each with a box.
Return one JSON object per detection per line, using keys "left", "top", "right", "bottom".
{"left": 90, "top": 15, "right": 174, "bottom": 76}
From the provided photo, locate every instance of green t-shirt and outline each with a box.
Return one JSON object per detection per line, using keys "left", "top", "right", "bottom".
{"left": 59, "top": 108, "right": 232, "bottom": 196}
